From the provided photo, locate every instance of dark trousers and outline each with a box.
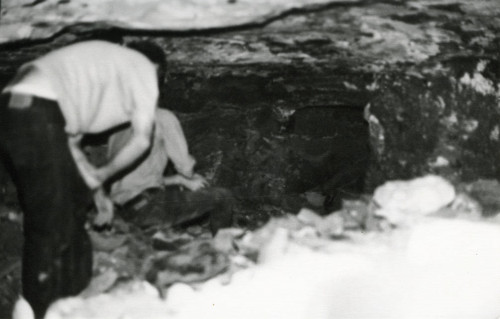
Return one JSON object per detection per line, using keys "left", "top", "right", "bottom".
{"left": 0, "top": 94, "right": 93, "bottom": 318}
{"left": 121, "top": 186, "right": 234, "bottom": 235}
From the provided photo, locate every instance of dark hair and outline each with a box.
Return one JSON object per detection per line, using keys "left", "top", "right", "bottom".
{"left": 126, "top": 40, "right": 167, "bottom": 85}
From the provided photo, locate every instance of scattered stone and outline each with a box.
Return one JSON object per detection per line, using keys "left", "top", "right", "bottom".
{"left": 297, "top": 207, "right": 345, "bottom": 237}
{"left": 303, "top": 191, "right": 326, "bottom": 207}
{"left": 467, "top": 179, "right": 500, "bottom": 216}
{"left": 296, "top": 207, "right": 323, "bottom": 226}
{"left": 88, "top": 230, "right": 128, "bottom": 252}
{"left": 317, "top": 213, "right": 344, "bottom": 238}
{"left": 80, "top": 268, "right": 118, "bottom": 298}
{"left": 112, "top": 217, "right": 131, "bottom": 233}
{"left": 373, "top": 175, "right": 456, "bottom": 224}
{"left": 152, "top": 231, "right": 193, "bottom": 251}
{"left": 213, "top": 228, "right": 245, "bottom": 255}
{"left": 146, "top": 240, "right": 229, "bottom": 287}
{"left": 186, "top": 225, "right": 204, "bottom": 237}
{"left": 338, "top": 198, "right": 373, "bottom": 230}
{"left": 434, "top": 192, "right": 483, "bottom": 219}
{"left": 92, "top": 246, "right": 136, "bottom": 280}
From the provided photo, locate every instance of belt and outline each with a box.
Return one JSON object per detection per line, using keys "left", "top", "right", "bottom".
{"left": 0, "top": 93, "right": 64, "bottom": 125}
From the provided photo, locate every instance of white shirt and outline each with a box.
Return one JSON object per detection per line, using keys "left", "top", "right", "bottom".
{"left": 3, "top": 40, "right": 158, "bottom": 135}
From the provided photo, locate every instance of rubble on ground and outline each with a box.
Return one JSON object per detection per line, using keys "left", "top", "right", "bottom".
{"left": 38, "top": 174, "right": 500, "bottom": 319}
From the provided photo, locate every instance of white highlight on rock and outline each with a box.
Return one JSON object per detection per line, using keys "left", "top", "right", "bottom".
{"left": 428, "top": 156, "right": 450, "bottom": 168}
{"left": 373, "top": 175, "right": 455, "bottom": 224}
{"left": 460, "top": 60, "right": 496, "bottom": 95}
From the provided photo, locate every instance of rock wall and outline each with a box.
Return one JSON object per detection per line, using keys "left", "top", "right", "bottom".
{"left": 367, "top": 58, "right": 500, "bottom": 189}
{"left": 1, "top": 0, "right": 500, "bottom": 215}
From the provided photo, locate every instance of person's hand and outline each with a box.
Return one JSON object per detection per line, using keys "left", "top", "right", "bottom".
{"left": 93, "top": 187, "right": 114, "bottom": 227}
{"left": 67, "top": 135, "right": 102, "bottom": 189}
{"left": 183, "top": 174, "right": 209, "bottom": 191}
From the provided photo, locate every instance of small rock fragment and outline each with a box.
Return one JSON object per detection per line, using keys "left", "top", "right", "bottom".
{"left": 373, "top": 175, "right": 456, "bottom": 224}
{"left": 297, "top": 207, "right": 323, "bottom": 226}
{"left": 317, "top": 213, "right": 344, "bottom": 238}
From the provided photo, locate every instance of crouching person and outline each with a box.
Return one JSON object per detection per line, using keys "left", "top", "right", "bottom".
{"left": 0, "top": 40, "right": 164, "bottom": 318}
{"left": 108, "top": 108, "right": 234, "bottom": 235}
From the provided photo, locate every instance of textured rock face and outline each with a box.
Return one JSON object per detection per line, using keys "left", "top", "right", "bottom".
{"left": 367, "top": 60, "right": 500, "bottom": 188}
{"left": 1, "top": 2, "right": 500, "bottom": 317}
{"left": 0, "top": 0, "right": 361, "bottom": 43}
{"left": 176, "top": 100, "right": 368, "bottom": 212}
{"left": 0, "top": 1, "right": 500, "bottom": 208}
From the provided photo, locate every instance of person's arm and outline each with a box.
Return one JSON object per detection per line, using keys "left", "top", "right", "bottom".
{"left": 69, "top": 108, "right": 154, "bottom": 227}
{"left": 67, "top": 134, "right": 101, "bottom": 189}
{"left": 67, "top": 137, "right": 115, "bottom": 226}
{"left": 157, "top": 109, "right": 196, "bottom": 178}
{"left": 92, "top": 187, "right": 114, "bottom": 226}
{"left": 163, "top": 173, "right": 208, "bottom": 191}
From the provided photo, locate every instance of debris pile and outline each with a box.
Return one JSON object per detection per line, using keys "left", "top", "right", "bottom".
{"left": 40, "top": 174, "right": 500, "bottom": 319}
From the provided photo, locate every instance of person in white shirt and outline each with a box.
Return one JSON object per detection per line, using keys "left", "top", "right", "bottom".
{"left": 0, "top": 40, "right": 164, "bottom": 319}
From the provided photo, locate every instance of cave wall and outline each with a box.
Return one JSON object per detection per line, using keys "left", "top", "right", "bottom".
{"left": 367, "top": 61, "right": 500, "bottom": 188}
{"left": 157, "top": 51, "right": 372, "bottom": 211}
{"left": 1, "top": 0, "right": 500, "bottom": 214}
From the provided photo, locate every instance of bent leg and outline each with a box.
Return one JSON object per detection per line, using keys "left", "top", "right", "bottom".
{"left": 171, "top": 187, "right": 235, "bottom": 235}
{"left": 119, "top": 186, "right": 235, "bottom": 234}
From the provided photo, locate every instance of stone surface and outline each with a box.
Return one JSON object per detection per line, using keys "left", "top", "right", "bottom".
{"left": 373, "top": 175, "right": 456, "bottom": 224}
{"left": 0, "top": 0, "right": 362, "bottom": 43}
{"left": 0, "top": 0, "right": 499, "bottom": 222}
{"left": 367, "top": 63, "right": 500, "bottom": 188}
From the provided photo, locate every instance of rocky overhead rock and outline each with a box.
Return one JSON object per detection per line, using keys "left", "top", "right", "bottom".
{"left": 0, "top": 0, "right": 363, "bottom": 43}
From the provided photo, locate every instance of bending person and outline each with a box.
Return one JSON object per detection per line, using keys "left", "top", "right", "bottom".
{"left": 0, "top": 40, "right": 164, "bottom": 318}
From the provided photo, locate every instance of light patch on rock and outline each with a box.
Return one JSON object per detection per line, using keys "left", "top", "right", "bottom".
{"left": 366, "top": 81, "right": 379, "bottom": 91}
{"left": 343, "top": 81, "right": 358, "bottom": 90}
{"left": 443, "top": 111, "right": 458, "bottom": 126}
{"left": 303, "top": 191, "right": 326, "bottom": 207}
{"left": 462, "top": 118, "right": 479, "bottom": 133}
{"left": 490, "top": 125, "right": 500, "bottom": 141}
{"left": 428, "top": 156, "right": 449, "bottom": 168}
{"left": 497, "top": 83, "right": 500, "bottom": 109}
{"left": 435, "top": 95, "right": 446, "bottom": 111}
{"left": 373, "top": 175, "right": 456, "bottom": 224}
{"left": 365, "top": 108, "right": 385, "bottom": 158}
{"left": 357, "top": 15, "right": 441, "bottom": 63}
{"left": 460, "top": 61, "right": 496, "bottom": 95}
